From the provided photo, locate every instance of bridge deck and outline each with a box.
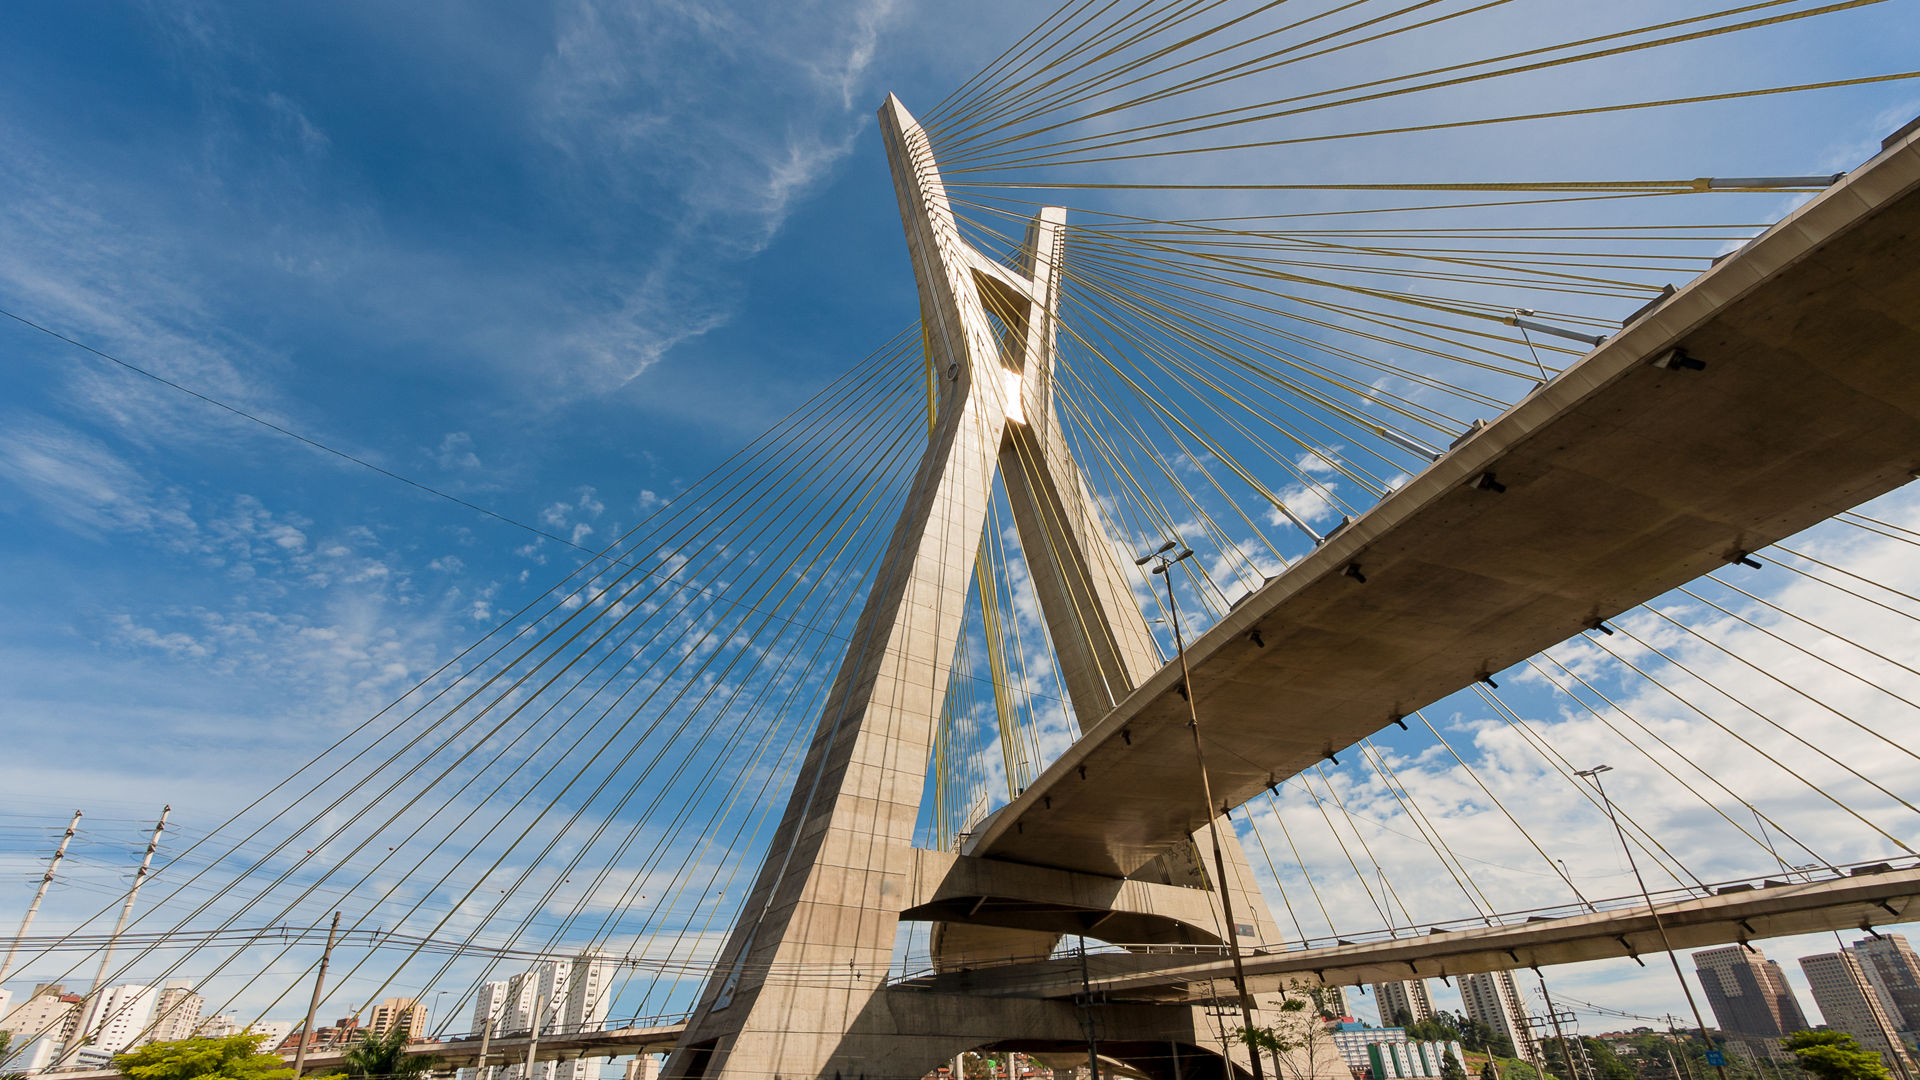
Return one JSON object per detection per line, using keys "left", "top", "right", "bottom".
{"left": 968, "top": 124, "right": 1920, "bottom": 878}
{"left": 905, "top": 865, "right": 1920, "bottom": 1001}
{"left": 47, "top": 1023, "right": 687, "bottom": 1080}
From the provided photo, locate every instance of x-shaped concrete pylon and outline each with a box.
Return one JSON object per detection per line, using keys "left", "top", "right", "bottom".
{"left": 881, "top": 90, "right": 1284, "bottom": 964}
{"left": 664, "top": 96, "right": 1284, "bottom": 1080}
{"left": 882, "top": 93, "right": 1162, "bottom": 724}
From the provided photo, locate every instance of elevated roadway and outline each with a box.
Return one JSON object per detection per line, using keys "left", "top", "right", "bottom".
{"left": 905, "top": 864, "right": 1920, "bottom": 1001}
{"left": 49, "top": 1020, "right": 688, "bottom": 1080}
{"left": 968, "top": 123, "right": 1920, "bottom": 878}
{"left": 298, "top": 1020, "right": 686, "bottom": 1073}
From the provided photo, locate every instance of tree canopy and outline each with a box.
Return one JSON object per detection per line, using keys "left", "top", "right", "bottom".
{"left": 113, "top": 1034, "right": 294, "bottom": 1080}
{"left": 1785, "top": 1030, "right": 1891, "bottom": 1080}
{"left": 341, "top": 1021, "right": 437, "bottom": 1080}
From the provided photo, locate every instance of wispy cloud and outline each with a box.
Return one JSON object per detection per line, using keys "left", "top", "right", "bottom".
{"left": 530, "top": 0, "right": 899, "bottom": 388}
{"left": 0, "top": 417, "right": 198, "bottom": 537}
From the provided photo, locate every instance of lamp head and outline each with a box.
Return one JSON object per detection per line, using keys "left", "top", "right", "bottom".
{"left": 1135, "top": 539, "right": 1178, "bottom": 565}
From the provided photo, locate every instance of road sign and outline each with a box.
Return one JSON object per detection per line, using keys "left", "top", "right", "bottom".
{"left": 1706, "top": 1050, "right": 1727, "bottom": 1067}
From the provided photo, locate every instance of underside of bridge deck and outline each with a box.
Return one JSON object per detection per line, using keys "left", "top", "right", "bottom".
{"left": 968, "top": 124, "right": 1920, "bottom": 879}
{"left": 906, "top": 865, "right": 1920, "bottom": 1002}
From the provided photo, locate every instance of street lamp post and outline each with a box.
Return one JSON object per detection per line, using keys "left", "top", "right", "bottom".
{"left": 1139, "top": 539, "right": 1266, "bottom": 1080}
{"left": 1575, "top": 765, "right": 1728, "bottom": 1080}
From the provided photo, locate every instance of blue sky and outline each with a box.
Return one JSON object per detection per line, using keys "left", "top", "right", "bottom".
{"left": 4, "top": 0, "right": 1920, "bottom": 1046}
{"left": 0, "top": 0, "right": 957, "bottom": 795}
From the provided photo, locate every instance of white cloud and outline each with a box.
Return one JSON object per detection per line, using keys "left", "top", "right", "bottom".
{"left": 435, "top": 432, "right": 481, "bottom": 470}
{"left": 1229, "top": 488, "right": 1920, "bottom": 1020}
{"left": 528, "top": 0, "right": 895, "bottom": 388}
{"left": 0, "top": 417, "right": 198, "bottom": 538}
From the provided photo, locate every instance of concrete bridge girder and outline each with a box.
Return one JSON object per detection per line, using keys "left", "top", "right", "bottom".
{"left": 904, "top": 848, "right": 1243, "bottom": 975}
{"left": 723, "top": 987, "right": 1335, "bottom": 1080}
{"left": 904, "top": 848, "right": 1230, "bottom": 951}
{"left": 972, "top": 120, "right": 1920, "bottom": 878}
{"left": 908, "top": 866, "right": 1920, "bottom": 1003}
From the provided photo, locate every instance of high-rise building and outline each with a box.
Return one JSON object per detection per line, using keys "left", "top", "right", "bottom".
{"left": 1694, "top": 945, "right": 1809, "bottom": 1042}
{"left": 0, "top": 984, "right": 82, "bottom": 1045}
{"left": 281, "top": 1017, "right": 360, "bottom": 1052}
{"left": 472, "top": 979, "right": 511, "bottom": 1036}
{"left": 1374, "top": 980, "right": 1436, "bottom": 1026}
{"left": 251, "top": 1020, "right": 294, "bottom": 1048}
{"left": 369, "top": 997, "right": 429, "bottom": 1038}
{"left": 1460, "top": 970, "right": 1539, "bottom": 1067}
{"left": 459, "top": 982, "right": 514, "bottom": 1080}
{"left": 461, "top": 954, "right": 615, "bottom": 1080}
{"left": 77, "top": 984, "right": 159, "bottom": 1054}
{"left": 1852, "top": 935, "right": 1920, "bottom": 1034}
{"left": 1801, "top": 951, "right": 1915, "bottom": 1073}
{"left": 147, "top": 981, "right": 205, "bottom": 1044}
{"left": 563, "top": 953, "right": 613, "bottom": 1037}
{"left": 1312, "top": 984, "right": 1351, "bottom": 1020}
{"left": 196, "top": 1014, "right": 242, "bottom": 1039}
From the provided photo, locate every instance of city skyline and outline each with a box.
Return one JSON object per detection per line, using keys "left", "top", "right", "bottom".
{"left": 13, "top": 925, "right": 1920, "bottom": 1052}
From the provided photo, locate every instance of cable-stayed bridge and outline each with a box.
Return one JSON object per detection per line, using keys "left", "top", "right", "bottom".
{"left": 968, "top": 124, "right": 1920, "bottom": 876}
{"left": 7, "top": 4, "right": 1920, "bottom": 1080}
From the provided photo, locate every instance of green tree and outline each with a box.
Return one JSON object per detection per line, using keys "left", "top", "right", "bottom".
{"left": 1458, "top": 1018, "right": 1499, "bottom": 1053}
{"left": 113, "top": 1033, "right": 294, "bottom": 1080}
{"left": 1582, "top": 1037, "right": 1633, "bottom": 1080}
{"left": 1784, "top": 1031, "right": 1890, "bottom": 1080}
{"left": 1482, "top": 1062, "right": 1504, "bottom": 1080}
{"left": 1, "top": 1028, "right": 24, "bottom": 1080}
{"left": 1442, "top": 1050, "right": 1470, "bottom": 1080}
{"left": 1409, "top": 1014, "right": 1464, "bottom": 1044}
{"left": 1497, "top": 1058, "right": 1543, "bottom": 1080}
{"left": 342, "top": 1021, "right": 437, "bottom": 1080}
{"left": 1235, "top": 981, "right": 1336, "bottom": 1080}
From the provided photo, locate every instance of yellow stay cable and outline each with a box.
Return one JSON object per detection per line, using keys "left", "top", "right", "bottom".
{"left": 959, "top": 68, "right": 1920, "bottom": 170}
{"left": 941, "top": 0, "right": 1888, "bottom": 169}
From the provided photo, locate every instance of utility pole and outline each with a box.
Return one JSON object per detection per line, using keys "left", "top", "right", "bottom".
{"left": 525, "top": 993, "right": 548, "bottom": 1079}
{"left": 63, "top": 805, "right": 169, "bottom": 1064}
{"left": 1665, "top": 1018, "right": 1698, "bottom": 1080}
{"left": 1140, "top": 540, "right": 1266, "bottom": 1080}
{"left": 1535, "top": 978, "right": 1583, "bottom": 1080}
{"left": 1076, "top": 934, "right": 1102, "bottom": 1080}
{"left": 1577, "top": 767, "right": 1729, "bottom": 1080}
{"left": 0, "top": 809, "right": 80, "bottom": 982}
{"left": 476, "top": 1007, "right": 496, "bottom": 1080}
{"left": 292, "top": 911, "right": 342, "bottom": 1079}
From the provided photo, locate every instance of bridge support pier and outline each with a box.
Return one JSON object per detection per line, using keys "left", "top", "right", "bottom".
{"left": 683, "top": 986, "right": 1272, "bottom": 1080}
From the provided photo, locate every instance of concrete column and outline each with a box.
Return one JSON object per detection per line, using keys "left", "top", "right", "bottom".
{"left": 663, "top": 94, "right": 1015, "bottom": 1080}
